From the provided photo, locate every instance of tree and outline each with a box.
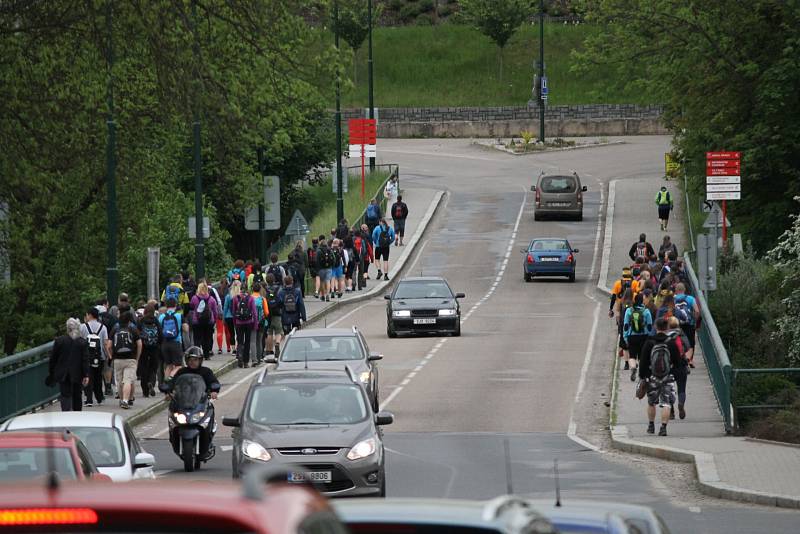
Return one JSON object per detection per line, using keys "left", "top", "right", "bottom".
{"left": 768, "top": 198, "right": 800, "bottom": 366}
{"left": 459, "top": 0, "right": 534, "bottom": 81}
{"left": 333, "top": 0, "right": 382, "bottom": 85}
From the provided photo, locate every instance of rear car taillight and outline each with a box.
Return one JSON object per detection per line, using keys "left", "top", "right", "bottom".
{"left": 0, "top": 508, "right": 98, "bottom": 526}
{"left": 577, "top": 190, "right": 583, "bottom": 204}
{"left": 566, "top": 254, "right": 574, "bottom": 264}
{"left": 527, "top": 254, "right": 534, "bottom": 264}
{"left": 535, "top": 189, "right": 541, "bottom": 206}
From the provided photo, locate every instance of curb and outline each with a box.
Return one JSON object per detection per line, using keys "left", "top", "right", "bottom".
{"left": 128, "top": 190, "right": 446, "bottom": 429}
{"left": 474, "top": 140, "right": 626, "bottom": 157}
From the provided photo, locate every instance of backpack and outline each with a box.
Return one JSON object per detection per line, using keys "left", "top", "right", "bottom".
{"left": 650, "top": 341, "right": 672, "bottom": 379}
{"left": 86, "top": 323, "right": 103, "bottom": 368}
{"left": 251, "top": 271, "right": 265, "bottom": 289}
{"left": 353, "top": 236, "right": 363, "bottom": 258}
{"left": 366, "top": 203, "right": 379, "bottom": 221}
{"left": 266, "top": 285, "right": 281, "bottom": 316}
{"left": 618, "top": 278, "right": 632, "bottom": 297}
{"left": 141, "top": 321, "right": 159, "bottom": 348}
{"left": 378, "top": 228, "right": 392, "bottom": 249}
{"left": 319, "top": 248, "right": 334, "bottom": 269}
{"left": 283, "top": 289, "right": 298, "bottom": 314}
{"left": 235, "top": 295, "right": 253, "bottom": 322}
{"left": 99, "top": 311, "right": 117, "bottom": 333}
{"left": 674, "top": 300, "right": 691, "bottom": 325}
{"left": 629, "top": 306, "right": 647, "bottom": 335}
{"left": 161, "top": 311, "right": 180, "bottom": 340}
{"left": 196, "top": 297, "right": 212, "bottom": 325}
{"left": 231, "top": 268, "right": 244, "bottom": 284}
{"left": 307, "top": 247, "right": 317, "bottom": 267}
{"left": 393, "top": 203, "right": 404, "bottom": 219}
{"left": 267, "top": 264, "right": 284, "bottom": 283}
{"left": 336, "top": 223, "right": 349, "bottom": 239}
{"left": 165, "top": 284, "right": 181, "bottom": 304}
{"left": 113, "top": 327, "right": 135, "bottom": 356}
{"left": 635, "top": 242, "right": 648, "bottom": 260}
{"left": 253, "top": 296, "right": 266, "bottom": 324}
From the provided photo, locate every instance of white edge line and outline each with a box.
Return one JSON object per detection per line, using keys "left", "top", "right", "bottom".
{"left": 597, "top": 179, "right": 617, "bottom": 295}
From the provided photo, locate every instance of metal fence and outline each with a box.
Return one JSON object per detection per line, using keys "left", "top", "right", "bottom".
{"left": 731, "top": 368, "right": 800, "bottom": 429}
{"left": 0, "top": 342, "right": 57, "bottom": 422}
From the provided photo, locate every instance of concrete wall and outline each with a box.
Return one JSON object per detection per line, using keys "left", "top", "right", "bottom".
{"left": 341, "top": 104, "right": 669, "bottom": 138}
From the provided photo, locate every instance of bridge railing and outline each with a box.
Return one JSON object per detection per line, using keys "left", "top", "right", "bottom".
{"left": 0, "top": 342, "right": 57, "bottom": 422}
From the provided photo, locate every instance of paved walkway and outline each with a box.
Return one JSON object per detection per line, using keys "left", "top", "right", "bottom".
{"left": 33, "top": 184, "right": 444, "bottom": 427}
{"left": 601, "top": 173, "right": 800, "bottom": 508}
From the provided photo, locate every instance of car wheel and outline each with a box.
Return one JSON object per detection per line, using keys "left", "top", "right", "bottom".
{"left": 524, "top": 272, "right": 532, "bottom": 283}
{"left": 387, "top": 321, "right": 397, "bottom": 338}
{"left": 576, "top": 212, "right": 583, "bottom": 221}
{"left": 379, "top": 470, "right": 387, "bottom": 497}
{"left": 452, "top": 320, "right": 461, "bottom": 337}
{"left": 534, "top": 212, "right": 541, "bottom": 221}
{"left": 569, "top": 272, "right": 576, "bottom": 283}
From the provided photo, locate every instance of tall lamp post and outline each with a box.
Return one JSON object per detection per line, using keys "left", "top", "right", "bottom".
{"left": 334, "top": 0, "right": 344, "bottom": 222}
{"left": 105, "top": 0, "right": 118, "bottom": 304}
{"left": 537, "top": 0, "right": 545, "bottom": 143}
{"left": 367, "top": 0, "right": 375, "bottom": 171}
{"left": 191, "top": 0, "right": 205, "bottom": 280}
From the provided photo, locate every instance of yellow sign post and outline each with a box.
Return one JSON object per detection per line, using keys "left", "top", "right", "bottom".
{"left": 665, "top": 153, "right": 680, "bottom": 178}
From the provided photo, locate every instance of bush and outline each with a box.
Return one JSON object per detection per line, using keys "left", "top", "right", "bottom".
{"left": 388, "top": 0, "right": 404, "bottom": 10}
{"left": 418, "top": 0, "right": 435, "bottom": 12}
{"left": 746, "top": 400, "right": 800, "bottom": 444}
{"left": 399, "top": 2, "right": 422, "bottom": 22}
{"left": 415, "top": 12, "right": 435, "bottom": 25}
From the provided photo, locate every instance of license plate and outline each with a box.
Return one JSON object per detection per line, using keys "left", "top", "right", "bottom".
{"left": 540, "top": 257, "right": 561, "bottom": 262}
{"left": 288, "top": 471, "right": 332, "bottom": 483}
{"left": 549, "top": 202, "right": 570, "bottom": 207}
{"left": 413, "top": 318, "right": 436, "bottom": 324}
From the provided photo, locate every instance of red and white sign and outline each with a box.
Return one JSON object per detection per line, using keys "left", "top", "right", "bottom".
{"left": 348, "top": 119, "right": 378, "bottom": 199}
{"left": 706, "top": 175, "right": 741, "bottom": 184}
{"left": 706, "top": 191, "right": 741, "bottom": 201}
{"left": 706, "top": 151, "right": 741, "bottom": 160}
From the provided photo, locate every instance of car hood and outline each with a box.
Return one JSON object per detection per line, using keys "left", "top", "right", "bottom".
{"left": 391, "top": 298, "right": 455, "bottom": 309}
{"left": 245, "top": 422, "right": 374, "bottom": 449}
{"left": 277, "top": 360, "right": 368, "bottom": 374}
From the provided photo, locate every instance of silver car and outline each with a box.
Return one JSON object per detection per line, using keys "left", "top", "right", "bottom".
{"left": 532, "top": 172, "right": 587, "bottom": 221}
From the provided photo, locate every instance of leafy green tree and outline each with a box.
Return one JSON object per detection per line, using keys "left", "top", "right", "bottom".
{"left": 768, "top": 198, "right": 800, "bottom": 366}
{"left": 333, "top": 0, "right": 382, "bottom": 84}
{"left": 459, "top": 0, "right": 534, "bottom": 81}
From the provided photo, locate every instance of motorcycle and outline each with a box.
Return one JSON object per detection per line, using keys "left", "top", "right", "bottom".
{"left": 160, "top": 373, "right": 217, "bottom": 472}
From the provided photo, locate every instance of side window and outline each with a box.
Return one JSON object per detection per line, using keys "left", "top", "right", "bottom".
{"left": 298, "top": 511, "right": 349, "bottom": 534}
{"left": 76, "top": 443, "right": 96, "bottom": 476}
{"left": 359, "top": 333, "right": 370, "bottom": 356}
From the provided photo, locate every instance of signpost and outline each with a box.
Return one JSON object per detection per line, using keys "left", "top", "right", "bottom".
{"left": 245, "top": 175, "right": 281, "bottom": 231}
{"left": 665, "top": 153, "right": 679, "bottom": 177}
{"left": 285, "top": 209, "right": 310, "bottom": 245}
{"left": 348, "top": 118, "right": 377, "bottom": 200}
{"left": 706, "top": 151, "right": 741, "bottom": 248}
{"left": 187, "top": 216, "right": 210, "bottom": 239}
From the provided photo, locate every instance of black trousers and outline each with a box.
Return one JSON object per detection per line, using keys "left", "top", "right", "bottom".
{"left": 225, "top": 318, "right": 237, "bottom": 348}
{"left": 137, "top": 347, "right": 160, "bottom": 394}
{"left": 673, "top": 369, "right": 688, "bottom": 405}
{"left": 60, "top": 380, "right": 83, "bottom": 411}
{"left": 84, "top": 366, "right": 105, "bottom": 403}
{"left": 356, "top": 256, "right": 367, "bottom": 289}
{"left": 236, "top": 326, "right": 253, "bottom": 365}
{"left": 193, "top": 323, "right": 214, "bottom": 357}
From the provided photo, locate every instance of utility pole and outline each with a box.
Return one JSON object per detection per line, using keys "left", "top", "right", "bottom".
{"left": 367, "top": 0, "right": 375, "bottom": 172}
{"left": 538, "top": 0, "right": 545, "bottom": 143}
{"left": 191, "top": 0, "right": 205, "bottom": 280}
{"left": 257, "top": 148, "right": 266, "bottom": 264}
{"left": 105, "top": 0, "right": 118, "bottom": 304}
{"left": 334, "top": 0, "right": 344, "bottom": 222}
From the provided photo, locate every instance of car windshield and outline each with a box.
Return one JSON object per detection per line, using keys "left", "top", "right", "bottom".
{"left": 394, "top": 281, "right": 452, "bottom": 299}
{"left": 540, "top": 176, "right": 577, "bottom": 193}
{"left": 0, "top": 447, "right": 77, "bottom": 482}
{"left": 172, "top": 373, "right": 208, "bottom": 409}
{"left": 66, "top": 427, "right": 126, "bottom": 467}
{"left": 531, "top": 240, "right": 570, "bottom": 251}
{"left": 248, "top": 384, "right": 367, "bottom": 425}
{"left": 282, "top": 336, "right": 363, "bottom": 362}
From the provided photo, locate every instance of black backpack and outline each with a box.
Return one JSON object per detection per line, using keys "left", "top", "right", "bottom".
{"left": 283, "top": 289, "right": 298, "bottom": 314}
{"left": 251, "top": 270, "right": 265, "bottom": 288}
{"left": 650, "top": 341, "right": 672, "bottom": 380}
{"left": 86, "top": 323, "right": 103, "bottom": 367}
{"left": 267, "top": 264, "right": 284, "bottom": 283}
{"left": 319, "top": 248, "right": 334, "bottom": 269}
{"left": 378, "top": 228, "right": 392, "bottom": 248}
{"left": 235, "top": 295, "right": 253, "bottom": 322}
{"left": 196, "top": 297, "right": 212, "bottom": 325}
{"left": 141, "top": 321, "right": 159, "bottom": 348}
{"left": 266, "top": 284, "right": 282, "bottom": 316}
{"left": 113, "top": 327, "right": 135, "bottom": 356}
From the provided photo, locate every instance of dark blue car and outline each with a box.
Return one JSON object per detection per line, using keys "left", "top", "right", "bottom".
{"left": 521, "top": 238, "right": 579, "bottom": 283}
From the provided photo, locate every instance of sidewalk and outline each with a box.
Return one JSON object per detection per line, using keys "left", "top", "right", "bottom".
{"left": 600, "top": 175, "right": 800, "bottom": 509}
{"left": 33, "top": 185, "right": 445, "bottom": 428}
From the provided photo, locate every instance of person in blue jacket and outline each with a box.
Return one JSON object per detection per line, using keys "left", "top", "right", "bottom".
{"left": 623, "top": 292, "right": 653, "bottom": 382}
{"left": 277, "top": 274, "right": 307, "bottom": 334}
{"left": 371, "top": 218, "right": 395, "bottom": 281}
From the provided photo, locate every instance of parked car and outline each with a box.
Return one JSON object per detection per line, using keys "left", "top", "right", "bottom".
{"left": 0, "top": 431, "right": 110, "bottom": 483}
{"left": 0, "top": 411, "right": 155, "bottom": 482}
{"left": 521, "top": 238, "right": 579, "bottom": 282}
{"left": 223, "top": 368, "right": 394, "bottom": 497}
{"left": 385, "top": 276, "right": 464, "bottom": 338}
{"left": 532, "top": 171, "right": 587, "bottom": 221}
{"left": 266, "top": 326, "right": 383, "bottom": 412}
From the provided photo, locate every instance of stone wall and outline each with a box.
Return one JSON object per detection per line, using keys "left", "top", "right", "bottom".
{"left": 340, "top": 104, "right": 668, "bottom": 137}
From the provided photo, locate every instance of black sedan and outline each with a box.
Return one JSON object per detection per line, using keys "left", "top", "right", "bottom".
{"left": 384, "top": 277, "right": 464, "bottom": 338}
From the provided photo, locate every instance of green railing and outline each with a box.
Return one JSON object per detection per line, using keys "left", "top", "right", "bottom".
{"left": 731, "top": 368, "right": 800, "bottom": 430}
{"left": 684, "top": 255, "right": 733, "bottom": 433}
{"left": 0, "top": 342, "right": 57, "bottom": 422}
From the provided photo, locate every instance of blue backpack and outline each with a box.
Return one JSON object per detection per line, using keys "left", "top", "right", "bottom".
{"left": 164, "top": 284, "right": 181, "bottom": 304}
{"left": 366, "top": 203, "right": 379, "bottom": 221}
{"left": 162, "top": 311, "right": 180, "bottom": 340}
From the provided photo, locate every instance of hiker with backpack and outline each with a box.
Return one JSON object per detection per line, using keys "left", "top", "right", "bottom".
{"left": 158, "top": 297, "right": 187, "bottom": 379}
{"left": 308, "top": 238, "right": 320, "bottom": 297}
{"left": 211, "top": 277, "right": 228, "bottom": 355}
{"left": 48, "top": 318, "right": 90, "bottom": 412}
{"left": 249, "top": 282, "right": 270, "bottom": 365}
{"left": 673, "top": 283, "right": 699, "bottom": 368}
{"left": 265, "top": 253, "right": 286, "bottom": 288}
{"left": 666, "top": 316, "right": 691, "bottom": 421}
{"left": 81, "top": 307, "right": 109, "bottom": 406}
{"left": 658, "top": 235, "right": 679, "bottom": 263}
{"left": 315, "top": 240, "right": 335, "bottom": 302}
{"left": 222, "top": 281, "right": 241, "bottom": 355}
{"left": 232, "top": 285, "right": 258, "bottom": 368}
{"left": 264, "top": 274, "right": 283, "bottom": 356}
{"left": 190, "top": 282, "right": 219, "bottom": 360}
{"left": 105, "top": 311, "right": 142, "bottom": 409}
{"left": 278, "top": 274, "right": 306, "bottom": 334}
{"left": 227, "top": 259, "right": 247, "bottom": 286}
{"left": 655, "top": 185, "right": 674, "bottom": 231}
{"left": 390, "top": 194, "right": 409, "bottom": 246}
{"left": 371, "top": 218, "right": 395, "bottom": 281}
{"left": 628, "top": 234, "right": 655, "bottom": 263}
{"left": 638, "top": 317, "right": 682, "bottom": 436}
{"left": 331, "top": 239, "right": 346, "bottom": 298}
{"left": 247, "top": 262, "right": 265, "bottom": 293}
{"left": 365, "top": 198, "right": 382, "bottom": 235}
{"left": 95, "top": 299, "right": 117, "bottom": 398}
{"left": 623, "top": 292, "right": 653, "bottom": 382}
{"left": 137, "top": 301, "right": 161, "bottom": 398}
{"left": 290, "top": 241, "right": 308, "bottom": 296}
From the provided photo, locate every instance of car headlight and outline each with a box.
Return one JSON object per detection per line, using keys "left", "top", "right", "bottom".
{"left": 347, "top": 438, "right": 377, "bottom": 461}
{"left": 358, "top": 371, "right": 371, "bottom": 384}
{"left": 173, "top": 413, "right": 188, "bottom": 425}
{"left": 438, "top": 309, "right": 456, "bottom": 316}
{"left": 392, "top": 310, "right": 410, "bottom": 317}
{"left": 242, "top": 440, "right": 271, "bottom": 462}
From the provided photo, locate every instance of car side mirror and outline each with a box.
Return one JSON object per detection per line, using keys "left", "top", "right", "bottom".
{"left": 572, "top": 249, "right": 580, "bottom": 253}
{"left": 158, "top": 383, "right": 171, "bottom": 393}
{"left": 222, "top": 416, "right": 241, "bottom": 427}
{"left": 582, "top": 185, "right": 587, "bottom": 191}
{"left": 454, "top": 293, "right": 465, "bottom": 299}
{"left": 133, "top": 452, "right": 155, "bottom": 469}
{"left": 264, "top": 357, "right": 278, "bottom": 365}
{"left": 368, "top": 352, "right": 383, "bottom": 361}
{"left": 383, "top": 294, "right": 391, "bottom": 300}
{"left": 375, "top": 411, "right": 394, "bottom": 426}
{"left": 91, "top": 473, "right": 113, "bottom": 482}
{"left": 530, "top": 185, "right": 537, "bottom": 191}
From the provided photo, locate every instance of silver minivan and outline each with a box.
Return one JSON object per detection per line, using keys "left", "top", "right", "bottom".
{"left": 531, "top": 172, "right": 587, "bottom": 221}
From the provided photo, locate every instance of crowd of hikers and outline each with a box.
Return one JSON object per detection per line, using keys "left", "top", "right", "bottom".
{"left": 609, "top": 232, "right": 700, "bottom": 437}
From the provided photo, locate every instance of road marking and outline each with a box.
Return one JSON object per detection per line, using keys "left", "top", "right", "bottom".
{"left": 154, "top": 469, "right": 174, "bottom": 478}
{"left": 597, "top": 179, "right": 617, "bottom": 294}
{"left": 405, "top": 238, "right": 430, "bottom": 275}
{"left": 328, "top": 301, "right": 372, "bottom": 328}
{"left": 220, "top": 445, "right": 233, "bottom": 452}
{"left": 689, "top": 506, "right": 702, "bottom": 513}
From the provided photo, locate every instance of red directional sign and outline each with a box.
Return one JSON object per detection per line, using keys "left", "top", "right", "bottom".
{"left": 707, "top": 166, "right": 741, "bottom": 176}
{"left": 706, "top": 151, "right": 741, "bottom": 160}
{"left": 706, "top": 159, "right": 741, "bottom": 169}
{"left": 348, "top": 119, "right": 377, "bottom": 145}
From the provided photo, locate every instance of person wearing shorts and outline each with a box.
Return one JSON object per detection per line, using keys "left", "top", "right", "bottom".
{"left": 106, "top": 311, "right": 141, "bottom": 409}
{"left": 390, "top": 195, "right": 408, "bottom": 246}
{"left": 639, "top": 317, "right": 682, "bottom": 436}
{"left": 371, "top": 218, "right": 395, "bottom": 281}
{"left": 623, "top": 293, "right": 653, "bottom": 381}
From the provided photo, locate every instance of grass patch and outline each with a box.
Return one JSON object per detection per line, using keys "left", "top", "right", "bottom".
{"left": 338, "top": 23, "right": 654, "bottom": 107}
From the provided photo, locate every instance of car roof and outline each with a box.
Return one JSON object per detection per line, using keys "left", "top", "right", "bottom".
{"left": 530, "top": 238, "right": 569, "bottom": 242}
{"left": 260, "top": 369, "right": 358, "bottom": 386}
{"left": 3, "top": 411, "right": 118, "bottom": 430}
{"left": 288, "top": 327, "right": 357, "bottom": 338}
{"left": 397, "top": 276, "right": 448, "bottom": 283}
{"left": 526, "top": 500, "right": 664, "bottom": 532}
{"left": 0, "top": 480, "right": 333, "bottom": 533}
{"left": 0, "top": 431, "right": 77, "bottom": 448}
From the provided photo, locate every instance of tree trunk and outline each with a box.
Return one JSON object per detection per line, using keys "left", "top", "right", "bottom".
{"left": 499, "top": 47, "right": 504, "bottom": 83}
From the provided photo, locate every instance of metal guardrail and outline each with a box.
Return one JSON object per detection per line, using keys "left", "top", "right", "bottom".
{"left": 0, "top": 341, "right": 57, "bottom": 422}
{"left": 731, "top": 368, "right": 800, "bottom": 429}
{"left": 684, "top": 255, "right": 733, "bottom": 433}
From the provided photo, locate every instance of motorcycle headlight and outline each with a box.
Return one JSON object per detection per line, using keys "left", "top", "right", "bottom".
{"left": 242, "top": 440, "right": 271, "bottom": 462}
{"left": 438, "top": 309, "right": 456, "bottom": 316}
{"left": 173, "top": 413, "right": 188, "bottom": 425}
{"left": 392, "top": 310, "right": 410, "bottom": 317}
{"left": 358, "top": 371, "right": 371, "bottom": 384}
{"left": 190, "top": 411, "right": 206, "bottom": 424}
{"left": 347, "top": 438, "right": 377, "bottom": 461}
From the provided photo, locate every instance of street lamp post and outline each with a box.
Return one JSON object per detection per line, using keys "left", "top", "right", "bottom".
{"left": 334, "top": 0, "right": 344, "bottom": 222}
{"left": 367, "top": 0, "right": 375, "bottom": 172}
{"left": 191, "top": 0, "right": 205, "bottom": 280}
{"left": 105, "top": 0, "right": 118, "bottom": 304}
{"left": 257, "top": 148, "right": 266, "bottom": 264}
{"left": 538, "top": 0, "right": 545, "bottom": 143}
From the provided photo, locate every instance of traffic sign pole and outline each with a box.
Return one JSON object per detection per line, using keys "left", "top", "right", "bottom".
{"left": 361, "top": 144, "right": 366, "bottom": 200}
{"left": 722, "top": 200, "right": 728, "bottom": 250}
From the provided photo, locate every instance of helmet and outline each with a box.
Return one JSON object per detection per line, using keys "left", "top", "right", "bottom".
{"left": 184, "top": 346, "right": 204, "bottom": 361}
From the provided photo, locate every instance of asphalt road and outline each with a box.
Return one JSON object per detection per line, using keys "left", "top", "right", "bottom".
{"left": 136, "top": 138, "right": 800, "bottom": 533}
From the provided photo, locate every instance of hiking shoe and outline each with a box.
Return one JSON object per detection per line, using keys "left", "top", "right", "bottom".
{"left": 384, "top": 274, "right": 389, "bottom": 281}
{"left": 337, "top": 292, "right": 343, "bottom": 298}
{"left": 120, "top": 401, "right": 129, "bottom": 409}
{"left": 217, "top": 349, "right": 222, "bottom": 355}
{"left": 624, "top": 361, "right": 629, "bottom": 370}
{"left": 84, "top": 401, "right": 93, "bottom": 408}
{"left": 670, "top": 406, "right": 675, "bottom": 420}
{"left": 377, "top": 270, "right": 382, "bottom": 278}
{"left": 679, "top": 404, "right": 686, "bottom": 419}
{"left": 325, "top": 296, "right": 330, "bottom": 302}
{"left": 658, "top": 424, "right": 668, "bottom": 436}
{"left": 646, "top": 422, "right": 655, "bottom": 434}
{"left": 104, "top": 385, "right": 113, "bottom": 396}
{"left": 630, "top": 366, "right": 637, "bottom": 382}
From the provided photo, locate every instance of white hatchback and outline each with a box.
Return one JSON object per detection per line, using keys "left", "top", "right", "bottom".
{"left": 0, "top": 411, "right": 155, "bottom": 482}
